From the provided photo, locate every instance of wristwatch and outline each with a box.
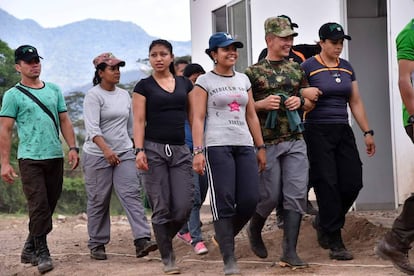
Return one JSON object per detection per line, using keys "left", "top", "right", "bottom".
{"left": 69, "top": 147, "right": 79, "bottom": 153}
{"left": 133, "top": 148, "right": 145, "bottom": 155}
{"left": 407, "top": 114, "right": 414, "bottom": 124}
{"left": 363, "top": 130, "right": 374, "bottom": 137}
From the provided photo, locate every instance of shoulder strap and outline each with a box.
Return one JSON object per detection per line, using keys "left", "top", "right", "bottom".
{"left": 15, "top": 85, "right": 59, "bottom": 136}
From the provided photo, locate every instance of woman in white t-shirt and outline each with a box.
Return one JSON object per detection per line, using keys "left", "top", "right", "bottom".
{"left": 190, "top": 32, "right": 266, "bottom": 275}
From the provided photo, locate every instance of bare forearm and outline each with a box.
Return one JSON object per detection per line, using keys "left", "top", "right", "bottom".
{"left": 133, "top": 121, "right": 145, "bottom": 148}
{"left": 0, "top": 131, "right": 12, "bottom": 165}
{"left": 246, "top": 115, "right": 264, "bottom": 146}
{"left": 350, "top": 101, "right": 370, "bottom": 132}
{"left": 61, "top": 121, "right": 77, "bottom": 148}
{"left": 400, "top": 81, "right": 414, "bottom": 114}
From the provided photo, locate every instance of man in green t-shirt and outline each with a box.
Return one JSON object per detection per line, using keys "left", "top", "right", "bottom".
{"left": 0, "top": 45, "right": 79, "bottom": 274}
{"left": 375, "top": 19, "right": 414, "bottom": 275}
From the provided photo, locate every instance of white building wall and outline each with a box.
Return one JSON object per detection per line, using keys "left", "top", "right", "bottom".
{"left": 249, "top": 0, "right": 343, "bottom": 61}
{"left": 189, "top": 0, "right": 226, "bottom": 72}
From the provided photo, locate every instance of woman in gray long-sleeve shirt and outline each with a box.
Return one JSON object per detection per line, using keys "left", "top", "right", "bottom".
{"left": 82, "top": 52, "right": 157, "bottom": 261}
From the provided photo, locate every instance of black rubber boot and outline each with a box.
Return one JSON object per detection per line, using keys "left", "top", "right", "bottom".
{"left": 34, "top": 235, "right": 54, "bottom": 274}
{"left": 152, "top": 223, "right": 180, "bottom": 274}
{"left": 312, "top": 215, "right": 330, "bottom": 249}
{"left": 279, "top": 210, "right": 308, "bottom": 269}
{"left": 247, "top": 213, "right": 268, "bottom": 258}
{"left": 375, "top": 231, "right": 414, "bottom": 275}
{"left": 21, "top": 234, "right": 38, "bottom": 266}
{"left": 328, "top": 230, "right": 353, "bottom": 260}
{"left": 306, "top": 200, "right": 318, "bottom": 216}
{"left": 232, "top": 214, "right": 250, "bottom": 237}
{"left": 134, "top": 238, "right": 158, "bottom": 258}
{"left": 214, "top": 218, "right": 241, "bottom": 276}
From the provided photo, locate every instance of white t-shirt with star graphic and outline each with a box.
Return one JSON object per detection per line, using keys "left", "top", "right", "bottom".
{"left": 195, "top": 71, "right": 254, "bottom": 147}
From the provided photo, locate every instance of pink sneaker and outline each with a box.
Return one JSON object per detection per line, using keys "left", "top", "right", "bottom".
{"left": 194, "top": 241, "right": 208, "bottom": 255}
{"left": 176, "top": 232, "right": 192, "bottom": 244}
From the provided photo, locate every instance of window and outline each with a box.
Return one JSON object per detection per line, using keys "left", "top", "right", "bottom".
{"left": 212, "top": 0, "right": 251, "bottom": 71}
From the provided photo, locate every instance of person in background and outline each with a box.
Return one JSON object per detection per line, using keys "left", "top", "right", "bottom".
{"left": 183, "top": 63, "right": 206, "bottom": 84}
{"left": 0, "top": 45, "right": 79, "bottom": 274}
{"left": 375, "top": 19, "right": 414, "bottom": 275}
{"left": 176, "top": 63, "right": 209, "bottom": 255}
{"left": 133, "top": 39, "right": 194, "bottom": 274}
{"left": 245, "top": 16, "right": 319, "bottom": 269}
{"left": 82, "top": 52, "right": 157, "bottom": 261}
{"left": 174, "top": 59, "right": 189, "bottom": 77}
{"left": 301, "top": 22, "right": 375, "bottom": 261}
{"left": 190, "top": 32, "right": 266, "bottom": 275}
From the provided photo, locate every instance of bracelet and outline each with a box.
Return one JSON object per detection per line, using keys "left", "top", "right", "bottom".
{"left": 192, "top": 149, "right": 203, "bottom": 156}
{"left": 69, "top": 147, "right": 79, "bottom": 153}
{"left": 193, "top": 145, "right": 204, "bottom": 152}
{"left": 256, "top": 144, "right": 266, "bottom": 151}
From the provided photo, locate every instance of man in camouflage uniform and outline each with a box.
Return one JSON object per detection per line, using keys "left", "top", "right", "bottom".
{"left": 245, "top": 16, "right": 320, "bottom": 269}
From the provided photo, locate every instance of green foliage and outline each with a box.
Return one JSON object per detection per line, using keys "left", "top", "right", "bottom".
{"left": 0, "top": 180, "right": 27, "bottom": 213}
{"left": 55, "top": 176, "right": 87, "bottom": 214}
{"left": 64, "top": 92, "right": 85, "bottom": 147}
{"left": 0, "top": 40, "right": 20, "bottom": 106}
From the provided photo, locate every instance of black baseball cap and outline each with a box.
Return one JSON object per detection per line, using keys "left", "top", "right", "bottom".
{"left": 279, "top": 15, "right": 298, "bottom": 28}
{"left": 15, "top": 45, "right": 43, "bottom": 64}
{"left": 319, "top": 22, "right": 351, "bottom": 41}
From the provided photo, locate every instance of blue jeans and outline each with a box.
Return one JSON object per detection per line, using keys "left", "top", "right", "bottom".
{"left": 179, "top": 172, "right": 208, "bottom": 245}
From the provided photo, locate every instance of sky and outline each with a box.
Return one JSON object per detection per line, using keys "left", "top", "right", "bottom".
{"left": 0, "top": 0, "right": 191, "bottom": 41}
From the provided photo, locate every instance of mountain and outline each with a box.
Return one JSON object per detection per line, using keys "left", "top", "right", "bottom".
{"left": 0, "top": 9, "right": 191, "bottom": 93}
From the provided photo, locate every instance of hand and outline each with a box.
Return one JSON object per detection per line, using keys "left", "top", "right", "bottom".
{"left": 135, "top": 151, "right": 149, "bottom": 171}
{"left": 103, "top": 149, "right": 120, "bottom": 166}
{"left": 256, "top": 150, "right": 266, "bottom": 172}
{"left": 193, "top": 154, "right": 206, "bottom": 175}
{"left": 260, "top": 95, "right": 281, "bottom": 110}
{"left": 364, "top": 135, "right": 376, "bottom": 157}
{"left": 284, "top": 96, "right": 301, "bottom": 110}
{"left": 1, "top": 163, "right": 18, "bottom": 184}
{"left": 301, "top": 87, "right": 323, "bottom": 102}
{"left": 68, "top": 150, "right": 80, "bottom": 170}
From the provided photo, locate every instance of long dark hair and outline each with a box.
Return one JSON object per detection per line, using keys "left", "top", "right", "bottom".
{"left": 149, "top": 39, "right": 175, "bottom": 75}
{"left": 92, "top": 63, "right": 107, "bottom": 86}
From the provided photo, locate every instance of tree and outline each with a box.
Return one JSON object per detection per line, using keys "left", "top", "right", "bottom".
{"left": 65, "top": 91, "right": 85, "bottom": 147}
{"left": 0, "top": 40, "right": 20, "bottom": 106}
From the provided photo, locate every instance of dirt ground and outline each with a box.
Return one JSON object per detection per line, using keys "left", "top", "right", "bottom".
{"left": 0, "top": 207, "right": 410, "bottom": 276}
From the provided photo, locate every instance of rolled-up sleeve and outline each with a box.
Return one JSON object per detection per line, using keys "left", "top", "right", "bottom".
{"left": 83, "top": 92, "right": 103, "bottom": 141}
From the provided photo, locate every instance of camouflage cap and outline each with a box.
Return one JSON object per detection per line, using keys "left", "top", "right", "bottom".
{"left": 93, "top": 52, "right": 125, "bottom": 68}
{"left": 265, "top": 17, "right": 298, "bottom": 38}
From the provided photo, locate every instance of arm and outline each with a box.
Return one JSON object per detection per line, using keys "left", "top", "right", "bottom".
{"left": 0, "top": 117, "right": 18, "bottom": 183}
{"left": 348, "top": 81, "right": 376, "bottom": 157}
{"left": 245, "top": 90, "right": 266, "bottom": 172}
{"left": 254, "top": 95, "right": 281, "bottom": 112}
{"left": 300, "top": 87, "right": 322, "bottom": 111}
{"left": 59, "top": 112, "right": 80, "bottom": 170}
{"left": 398, "top": 59, "right": 414, "bottom": 114}
{"left": 189, "top": 86, "right": 207, "bottom": 175}
{"left": 132, "top": 93, "right": 148, "bottom": 171}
